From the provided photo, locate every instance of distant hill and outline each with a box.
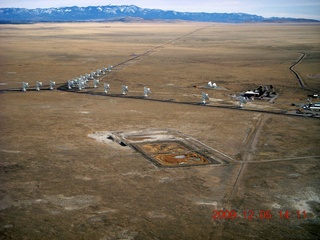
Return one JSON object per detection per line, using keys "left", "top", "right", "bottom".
{"left": 0, "top": 5, "right": 318, "bottom": 24}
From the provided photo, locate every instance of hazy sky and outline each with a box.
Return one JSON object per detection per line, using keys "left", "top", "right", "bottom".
{"left": 1, "top": 0, "right": 319, "bottom": 20}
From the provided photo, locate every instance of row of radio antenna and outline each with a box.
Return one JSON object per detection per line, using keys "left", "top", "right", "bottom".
{"left": 67, "top": 66, "right": 113, "bottom": 90}
{"left": 21, "top": 81, "right": 56, "bottom": 92}
{"left": 19, "top": 69, "right": 245, "bottom": 107}
{"left": 103, "top": 84, "right": 152, "bottom": 98}
{"left": 65, "top": 66, "right": 152, "bottom": 98}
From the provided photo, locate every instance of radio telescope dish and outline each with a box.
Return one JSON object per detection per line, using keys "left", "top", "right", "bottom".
{"left": 107, "top": 65, "right": 113, "bottom": 72}
{"left": 201, "top": 92, "right": 209, "bottom": 104}
{"left": 82, "top": 75, "right": 88, "bottom": 82}
{"left": 89, "top": 72, "right": 95, "bottom": 79}
{"left": 22, "top": 82, "right": 29, "bottom": 92}
{"left": 144, "top": 87, "right": 151, "bottom": 98}
{"left": 49, "top": 80, "right": 56, "bottom": 90}
{"left": 78, "top": 80, "right": 86, "bottom": 91}
{"left": 80, "top": 75, "right": 85, "bottom": 81}
{"left": 208, "top": 81, "right": 217, "bottom": 88}
{"left": 93, "top": 79, "right": 99, "bottom": 88}
{"left": 36, "top": 81, "right": 43, "bottom": 91}
{"left": 102, "top": 67, "right": 107, "bottom": 74}
{"left": 122, "top": 85, "right": 129, "bottom": 95}
{"left": 67, "top": 80, "right": 74, "bottom": 89}
{"left": 104, "top": 83, "right": 110, "bottom": 94}
{"left": 239, "top": 96, "right": 247, "bottom": 108}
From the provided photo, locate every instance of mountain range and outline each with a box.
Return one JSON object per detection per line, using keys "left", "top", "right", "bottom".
{"left": 0, "top": 5, "right": 318, "bottom": 24}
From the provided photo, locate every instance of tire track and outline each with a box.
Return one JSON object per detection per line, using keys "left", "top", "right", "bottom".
{"left": 211, "top": 115, "right": 268, "bottom": 240}
{"left": 227, "top": 114, "right": 268, "bottom": 201}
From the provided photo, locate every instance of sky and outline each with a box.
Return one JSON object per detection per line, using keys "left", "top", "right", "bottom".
{"left": 0, "top": 0, "right": 319, "bottom": 20}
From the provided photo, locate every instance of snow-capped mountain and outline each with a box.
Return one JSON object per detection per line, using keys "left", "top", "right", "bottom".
{"left": 0, "top": 5, "right": 317, "bottom": 23}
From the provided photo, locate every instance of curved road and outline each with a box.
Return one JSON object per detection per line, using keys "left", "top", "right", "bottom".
{"left": 289, "top": 53, "right": 306, "bottom": 88}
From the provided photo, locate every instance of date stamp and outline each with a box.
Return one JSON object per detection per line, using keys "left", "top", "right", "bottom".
{"left": 212, "top": 209, "right": 308, "bottom": 220}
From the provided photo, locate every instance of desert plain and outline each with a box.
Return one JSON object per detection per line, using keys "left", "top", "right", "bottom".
{"left": 0, "top": 22, "right": 320, "bottom": 239}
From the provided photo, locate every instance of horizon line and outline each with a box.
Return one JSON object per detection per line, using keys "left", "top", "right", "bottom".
{"left": 0, "top": 4, "right": 319, "bottom": 21}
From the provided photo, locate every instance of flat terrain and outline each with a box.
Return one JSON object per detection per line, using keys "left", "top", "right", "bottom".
{"left": 0, "top": 22, "right": 320, "bottom": 239}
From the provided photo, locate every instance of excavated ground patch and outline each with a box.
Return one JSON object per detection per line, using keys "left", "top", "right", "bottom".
{"left": 91, "top": 129, "right": 231, "bottom": 168}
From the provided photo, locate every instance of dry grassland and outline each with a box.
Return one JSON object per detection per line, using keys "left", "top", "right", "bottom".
{"left": 0, "top": 22, "right": 320, "bottom": 239}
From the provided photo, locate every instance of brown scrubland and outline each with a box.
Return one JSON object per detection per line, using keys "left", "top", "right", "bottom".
{"left": 0, "top": 22, "right": 319, "bottom": 239}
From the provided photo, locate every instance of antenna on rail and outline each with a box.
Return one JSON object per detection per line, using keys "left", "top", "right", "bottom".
{"left": 93, "top": 79, "right": 99, "bottom": 88}
{"left": 104, "top": 83, "right": 110, "bottom": 94}
{"left": 49, "top": 81, "right": 56, "bottom": 90}
{"left": 144, "top": 87, "right": 151, "bottom": 98}
{"left": 89, "top": 72, "right": 95, "bottom": 79}
{"left": 68, "top": 80, "right": 74, "bottom": 90}
{"left": 122, "top": 85, "right": 129, "bottom": 95}
{"left": 22, "top": 82, "right": 29, "bottom": 92}
{"left": 239, "top": 96, "right": 247, "bottom": 108}
{"left": 201, "top": 92, "right": 209, "bottom": 104}
{"left": 36, "top": 81, "right": 42, "bottom": 91}
{"left": 78, "top": 80, "right": 85, "bottom": 91}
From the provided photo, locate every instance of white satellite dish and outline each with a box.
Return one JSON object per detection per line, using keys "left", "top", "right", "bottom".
{"left": 122, "top": 85, "right": 129, "bottom": 95}
{"left": 102, "top": 67, "right": 107, "bottom": 74}
{"left": 208, "top": 81, "right": 217, "bottom": 88}
{"left": 80, "top": 75, "right": 84, "bottom": 81}
{"left": 107, "top": 65, "right": 113, "bottom": 72}
{"left": 96, "top": 69, "right": 101, "bottom": 76}
{"left": 89, "top": 72, "right": 95, "bottom": 79}
{"left": 201, "top": 92, "right": 209, "bottom": 104}
{"left": 93, "top": 79, "right": 99, "bottom": 88}
{"left": 144, "top": 87, "right": 151, "bottom": 98}
{"left": 104, "top": 83, "right": 110, "bottom": 94}
{"left": 239, "top": 96, "right": 247, "bottom": 108}
{"left": 36, "top": 81, "right": 43, "bottom": 91}
{"left": 68, "top": 80, "right": 75, "bottom": 89}
{"left": 49, "top": 80, "right": 55, "bottom": 90}
{"left": 78, "top": 80, "right": 86, "bottom": 90}
{"left": 22, "top": 82, "right": 29, "bottom": 92}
